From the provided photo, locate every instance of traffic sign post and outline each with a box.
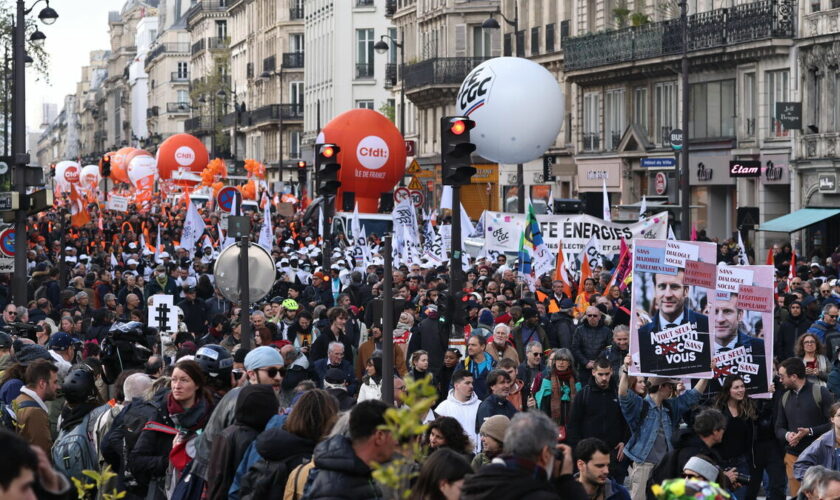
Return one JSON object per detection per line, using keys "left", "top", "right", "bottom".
{"left": 217, "top": 186, "right": 242, "bottom": 214}
{"left": 394, "top": 187, "right": 410, "bottom": 204}
{"left": 670, "top": 129, "right": 684, "bottom": 151}
{"left": 407, "top": 177, "right": 422, "bottom": 190}
{"left": 409, "top": 190, "right": 424, "bottom": 208}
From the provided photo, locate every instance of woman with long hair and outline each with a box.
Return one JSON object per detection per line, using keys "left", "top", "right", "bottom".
{"left": 409, "top": 448, "right": 473, "bottom": 500}
{"left": 128, "top": 360, "right": 215, "bottom": 500}
{"left": 796, "top": 333, "right": 829, "bottom": 386}
{"left": 409, "top": 350, "right": 437, "bottom": 388}
{"left": 712, "top": 374, "right": 756, "bottom": 499}
{"left": 426, "top": 416, "right": 474, "bottom": 457}
{"left": 533, "top": 348, "right": 580, "bottom": 434}
{"left": 239, "top": 389, "right": 339, "bottom": 500}
{"left": 357, "top": 354, "right": 383, "bottom": 402}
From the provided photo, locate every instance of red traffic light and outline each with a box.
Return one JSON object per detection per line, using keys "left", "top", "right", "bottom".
{"left": 103, "top": 155, "right": 110, "bottom": 162}
{"left": 297, "top": 160, "right": 307, "bottom": 168}
{"left": 320, "top": 145, "right": 336, "bottom": 158}
{"left": 450, "top": 120, "right": 467, "bottom": 135}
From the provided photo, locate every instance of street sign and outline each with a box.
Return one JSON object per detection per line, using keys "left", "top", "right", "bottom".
{"left": 227, "top": 216, "right": 250, "bottom": 238}
{"left": 217, "top": 186, "right": 241, "bottom": 213}
{"left": 670, "top": 129, "right": 684, "bottom": 151}
{"left": 0, "top": 162, "right": 9, "bottom": 175}
{"left": 407, "top": 177, "right": 422, "bottom": 190}
{"left": 655, "top": 172, "right": 668, "bottom": 195}
{"left": 394, "top": 187, "right": 410, "bottom": 203}
{"left": 410, "top": 190, "right": 424, "bottom": 208}
{"left": 776, "top": 102, "right": 802, "bottom": 130}
{"left": 406, "top": 159, "right": 421, "bottom": 174}
{"left": 641, "top": 157, "right": 677, "bottom": 168}
{"left": 0, "top": 227, "right": 14, "bottom": 257}
{"left": 405, "top": 140, "right": 416, "bottom": 157}
{"left": 0, "top": 192, "right": 18, "bottom": 211}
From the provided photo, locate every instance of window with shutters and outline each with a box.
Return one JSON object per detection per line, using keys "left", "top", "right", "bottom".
{"left": 744, "top": 73, "right": 756, "bottom": 136}
{"left": 455, "top": 24, "right": 466, "bottom": 57}
{"left": 605, "top": 89, "right": 625, "bottom": 150}
{"left": 472, "top": 26, "right": 491, "bottom": 58}
{"left": 531, "top": 27, "right": 540, "bottom": 56}
{"left": 583, "top": 93, "right": 601, "bottom": 151}
{"left": 654, "top": 81, "right": 677, "bottom": 146}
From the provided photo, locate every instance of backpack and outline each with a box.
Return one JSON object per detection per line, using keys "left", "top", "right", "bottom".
{"left": 51, "top": 412, "right": 98, "bottom": 481}
{"left": 33, "top": 284, "right": 48, "bottom": 301}
{"left": 1, "top": 400, "right": 40, "bottom": 432}
{"left": 781, "top": 382, "right": 822, "bottom": 408}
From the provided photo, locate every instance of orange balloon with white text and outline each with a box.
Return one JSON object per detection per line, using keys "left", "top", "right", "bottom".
{"left": 156, "top": 134, "right": 209, "bottom": 186}
{"left": 317, "top": 109, "right": 406, "bottom": 213}
{"left": 110, "top": 147, "right": 135, "bottom": 184}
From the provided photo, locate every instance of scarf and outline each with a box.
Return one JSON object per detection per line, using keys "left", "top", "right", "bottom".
{"left": 166, "top": 392, "right": 212, "bottom": 432}
{"left": 550, "top": 368, "right": 576, "bottom": 422}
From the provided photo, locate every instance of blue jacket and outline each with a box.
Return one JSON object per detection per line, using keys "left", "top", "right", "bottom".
{"left": 793, "top": 428, "right": 837, "bottom": 480}
{"left": 312, "top": 358, "right": 358, "bottom": 395}
{"left": 807, "top": 320, "right": 840, "bottom": 343}
{"left": 620, "top": 388, "right": 701, "bottom": 464}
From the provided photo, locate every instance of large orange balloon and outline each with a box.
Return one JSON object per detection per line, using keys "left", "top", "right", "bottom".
{"left": 110, "top": 147, "right": 134, "bottom": 184}
{"left": 318, "top": 109, "right": 406, "bottom": 213}
{"left": 156, "top": 134, "right": 209, "bottom": 185}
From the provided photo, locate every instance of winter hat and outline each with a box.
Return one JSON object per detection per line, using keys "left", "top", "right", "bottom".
{"left": 478, "top": 310, "right": 494, "bottom": 326}
{"left": 325, "top": 367, "right": 348, "bottom": 384}
{"left": 479, "top": 414, "right": 510, "bottom": 444}
{"left": 244, "top": 346, "right": 285, "bottom": 371}
{"left": 15, "top": 344, "right": 51, "bottom": 365}
{"left": 234, "top": 384, "right": 280, "bottom": 431}
{"left": 682, "top": 456, "right": 719, "bottom": 483}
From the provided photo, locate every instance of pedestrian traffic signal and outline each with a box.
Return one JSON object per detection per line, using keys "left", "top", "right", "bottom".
{"left": 101, "top": 155, "right": 111, "bottom": 178}
{"left": 315, "top": 143, "right": 341, "bottom": 196}
{"left": 297, "top": 160, "right": 307, "bottom": 185}
{"left": 450, "top": 290, "right": 470, "bottom": 327}
{"left": 441, "top": 116, "right": 476, "bottom": 186}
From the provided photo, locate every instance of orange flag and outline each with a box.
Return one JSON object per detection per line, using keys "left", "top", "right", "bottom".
{"left": 69, "top": 184, "right": 91, "bottom": 227}
{"left": 577, "top": 253, "right": 592, "bottom": 293}
{"left": 552, "top": 248, "right": 573, "bottom": 299}
{"left": 765, "top": 247, "right": 774, "bottom": 266}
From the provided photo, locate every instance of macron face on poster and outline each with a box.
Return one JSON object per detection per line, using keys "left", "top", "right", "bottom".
{"left": 629, "top": 239, "right": 716, "bottom": 379}
{"left": 710, "top": 264, "right": 775, "bottom": 397}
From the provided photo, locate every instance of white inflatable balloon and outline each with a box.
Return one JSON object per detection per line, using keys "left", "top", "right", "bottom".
{"left": 456, "top": 57, "right": 564, "bottom": 164}
{"left": 80, "top": 165, "right": 101, "bottom": 188}
{"left": 127, "top": 155, "right": 158, "bottom": 190}
{"left": 54, "top": 161, "right": 81, "bottom": 191}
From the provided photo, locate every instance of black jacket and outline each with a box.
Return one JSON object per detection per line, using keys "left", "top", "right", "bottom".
{"left": 239, "top": 428, "right": 317, "bottom": 500}
{"left": 301, "top": 434, "right": 382, "bottom": 499}
{"left": 177, "top": 297, "right": 209, "bottom": 336}
{"left": 567, "top": 381, "right": 628, "bottom": 448}
{"left": 460, "top": 458, "right": 587, "bottom": 500}
{"left": 408, "top": 317, "right": 449, "bottom": 375}
{"left": 776, "top": 314, "right": 810, "bottom": 361}
{"left": 310, "top": 329, "right": 354, "bottom": 365}
{"left": 475, "top": 394, "right": 518, "bottom": 433}
{"left": 571, "top": 322, "right": 612, "bottom": 368}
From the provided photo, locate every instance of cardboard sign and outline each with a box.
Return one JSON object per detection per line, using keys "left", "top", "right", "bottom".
{"left": 107, "top": 195, "right": 129, "bottom": 212}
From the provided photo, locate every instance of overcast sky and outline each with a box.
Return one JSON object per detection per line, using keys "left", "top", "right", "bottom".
{"left": 26, "top": 0, "right": 124, "bottom": 128}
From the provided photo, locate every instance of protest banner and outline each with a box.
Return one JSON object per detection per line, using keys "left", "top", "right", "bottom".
{"left": 483, "top": 211, "right": 668, "bottom": 274}
{"left": 707, "top": 264, "right": 775, "bottom": 397}
{"left": 629, "top": 239, "right": 716, "bottom": 378}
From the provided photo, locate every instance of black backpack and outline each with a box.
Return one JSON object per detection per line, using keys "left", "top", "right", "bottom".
{"left": 117, "top": 398, "right": 161, "bottom": 488}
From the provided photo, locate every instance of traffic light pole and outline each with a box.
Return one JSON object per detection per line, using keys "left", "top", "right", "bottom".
{"left": 322, "top": 197, "right": 332, "bottom": 269}
{"left": 381, "top": 234, "right": 394, "bottom": 405}
{"left": 449, "top": 185, "right": 464, "bottom": 339}
{"left": 238, "top": 235, "right": 253, "bottom": 350}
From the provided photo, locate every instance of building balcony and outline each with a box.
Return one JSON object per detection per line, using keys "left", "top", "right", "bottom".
{"left": 802, "top": 6, "right": 840, "bottom": 38}
{"left": 147, "top": 43, "right": 190, "bottom": 64}
{"left": 282, "top": 52, "right": 304, "bottom": 68}
{"left": 564, "top": 0, "right": 795, "bottom": 73}
{"left": 166, "top": 102, "right": 192, "bottom": 114}
{"left": 186, "top": 0, "right": 230, "bottom": 24}
{"left": 191, "top": 38, "right": 206, "bottom": 56}
{"left": 248, "top": 104, "right": 304, "bottom": 125}
{"left": 146, "top": 106, "right": 159, "bottom": 118}
{"left": 355, "top": 63, "right": 374, "bottom": 79}
{"left": 263, "top": 55, "right": 276, "bottom": 74}
{"left": 385, "top": 0, "right": 396, "bottom": 15}
{"left": 171, "top": 72, "right": 190, "bottom": 83}
{"left": 801, "top": 132, "right": 840, "bottom": 160}
{"left": 403, "top": 57, "right": 490, "bottom": 106}
{"left": 208, "top": 37, "right": 230, "bottom": 51}
{"left": 289, "top": 6, "right": 304, "bottom": 20}
{"left": 185, "top": 116, "right": 216, "bottom": 134}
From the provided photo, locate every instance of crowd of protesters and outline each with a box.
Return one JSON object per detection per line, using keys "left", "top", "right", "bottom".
{"left": 2, "top": 198, "right": 840, "bottom": 500}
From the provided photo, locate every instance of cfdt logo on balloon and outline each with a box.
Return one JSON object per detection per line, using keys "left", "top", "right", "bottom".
{"left": 356, "top": 135, "right": 389, "bottom": 176}
{"left": 175, "top": 146, "right": 196, "bottom": 166}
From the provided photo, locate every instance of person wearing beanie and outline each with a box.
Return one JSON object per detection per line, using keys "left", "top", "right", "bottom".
{"left": 323, "top": 367, "right": 356, "bottom": 411}
{"left": 205, "top": 385, "right": 279, "bottom": 500}
{"left": 393, "top": 311, "right": 415, "bottom": 360}
{"left": 477, "top": 309, "right": 495, "bottom": 330}
{"left": 471, "top": 415, "right": 510, "bottom": 470}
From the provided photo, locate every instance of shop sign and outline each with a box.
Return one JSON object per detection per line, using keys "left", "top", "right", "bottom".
{"left": 729, "top": 160, "right": 762, "bottom": 178}
{"left": 819, "top": 173, "right": 837, "bottom": 193}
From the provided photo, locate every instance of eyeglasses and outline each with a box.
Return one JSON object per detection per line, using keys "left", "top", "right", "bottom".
{"left": 586, "top": 314, "right": 600, "bottom": 318}
{"left": 232, "top": 369, "right": 244, "bottom": 381}
{"left": 5, "top": 311, "right": 15, "bottom": 316}
{"left": 682, "top": 473, "right": 702, "bottom": 480}
{"left": 258, "top": 367, "right": 286, "bottom": 378}
{"left": 829, "top": 315, "right": 839, "bottom": 319}
{"left": 803, "top": 340, "right": 817, "bottom": 344}
{"left": 530, "top": 352, "right": 543, "bottom": 357}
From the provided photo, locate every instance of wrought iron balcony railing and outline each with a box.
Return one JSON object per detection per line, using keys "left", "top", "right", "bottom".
{"left": 290, "top": 6, "right": 304, "bottom": 20}
{"left": 356, "top": 63, "right": 374, "bottom": 79}
{"left": 283, "top": 52, "right": 304, "bottom": 68}
{"left": 208, "top": 37, "right": 230, "bottom": 50}
{"left": 583, "top": 132, "right": 601, "bottom": 151}
{"left": 249, "top": 104, "right": 304, "bottom": 125}
{"left": 167, "top": 102, "right": 192, "bottom": 114}
{"left": 564, "top": 0, "right": 794, "bottom": 71}
{"left": 385, "top": 63, "right": 397, "bottom": 88}
{"left": 403, "top": 57, "right": 490, "bottom": 91}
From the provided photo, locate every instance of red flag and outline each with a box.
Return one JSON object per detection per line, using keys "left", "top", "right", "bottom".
{"left": 552, "top": 248, "right": 573, "bottom": 299}
{"left": 766, "top": 247, "right": 774, "bottom": 266}
{"left": 69, "top": 184, "right": 91, "bottom": 227}
{"left": 788, "top": 251, "right": 796, "bottom": 283}
{"left": 607, "top": 239, "right": 632, "bottom": 292}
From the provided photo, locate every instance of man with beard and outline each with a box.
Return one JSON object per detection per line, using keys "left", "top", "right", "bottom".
{"left": 14, "top": 360, "right": 59, "bottom": 455}
{"left": 572, "top": 307, "right": 613, "bottom": 385}
{"left": 599, "top": 325, "right": 630, "bottom": 385}
{"left": 575, "top": 438, "right": 630, "bottom": 500}
{"left": 511, "top": 308, "right": 550, "bottom": 361}
{"left": 485, "top": 323, "right": 519, "bottom": 364}
{"left": 355, "top": 323, "right": 406, "bottom": 380}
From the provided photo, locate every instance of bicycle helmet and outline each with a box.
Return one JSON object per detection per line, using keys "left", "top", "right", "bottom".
{"left": 282, "top": 299, "right": 300, "bottom": 311}
{"left": 195, "top": 344, "right": 234, "bottom": 379}
{"left": 62, "top": 368, "right": 96, "bottom": 405}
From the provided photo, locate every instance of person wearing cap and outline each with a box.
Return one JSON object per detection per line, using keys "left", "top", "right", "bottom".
{"left": 777, "top": 300, "right": 810, "bottom": 362}
{"left": 471, "top": 414, "right": 510, "bottom": 470}
{"left": 511, "top": 307, "right": 550, "bottom": 362}
{"left": 178, "top": 286, "right": 209, "bottom": 336}
{"left": 618, "top": 354, "right": 708, "bottom": 500}
{"left": 302, "top": 271, "right": 335, "bottom": 310}
{"left": 807, "top": 303, "right": 840, "bottom": 345}
{"left": 323, "top": 367, "right": 356, "bottom": 411}
{"left": 47, "top": 332, "right": 75, "bottom": 380}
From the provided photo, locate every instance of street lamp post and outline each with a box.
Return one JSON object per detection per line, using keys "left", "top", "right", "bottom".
{"left": 679, "top": 0, "right": 691, "bottom": 240}
{"left": 482, "top": 4, "right": 526, "bottom": 213}
{"left": 374, "top": 35, "right": 405, "bottom": 137}
{"left": 12, "top": 0, "right": 57, "bottom": 305}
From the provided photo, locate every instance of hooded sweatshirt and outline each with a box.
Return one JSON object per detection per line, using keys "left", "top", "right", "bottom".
{"left": 434, "top": 389, "right": 482, "bottom": 453}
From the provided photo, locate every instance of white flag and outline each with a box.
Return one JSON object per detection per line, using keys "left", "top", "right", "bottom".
{"left": 317, "top": 206, "right": 324, "bottom": 241}
{"left": 140, "top": 233, "right": 151, "bottom": 256}
{"left": 109, "top": 252, "right": 118, "bottom": 268}
{"left": 219, "top": 223, "right": 235, "bottom": 250}
{"left": 546, "top": 188, "right": 555, "bottom": 215}
{"left": 602, "top": 178, "right": 612, "bottom": 222}
{"left": 154, "top": 224, "right": 162, "bottom": 263}
{"left": 351, "top": 204, "right": 372, "bottom": 268}
{"left": 422, "top": 218, "right": 444, "bottom": 264}
{"left": 258, "top": 199, "right": 273, "bottom": 251}
{"left": 667, "top": 225, "right": 677, "bottom": 241}
{"left": 469, "top": 210, "right": 486, "bottom": 238}
{"left": 737, "top": 231, "right": 750, "bottom": 265}
{"left": 392, "top": 198, "right": 418, "bottom": 248}
{"left": 639, "top": 195, "right": 648, "bottom": 218}
{"left": 459, "top": 203, "right": 474, "bottom": 248}
{"left": 440, "top": 185, "right": 453, "bottom": 210}
{"left": 180, "top": 201, "right": 205, "bottom": 252}
{"left": 581, "top": 235, "right": 600, "bottom": 271}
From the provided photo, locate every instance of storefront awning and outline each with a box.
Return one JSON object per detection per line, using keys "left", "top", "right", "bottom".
{"left": 757, "top": 208, "right": 840, "bottom": 232}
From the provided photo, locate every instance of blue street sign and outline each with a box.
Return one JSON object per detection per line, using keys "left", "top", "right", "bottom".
{"left": 641, "top": 157, "right": 677, "bottom": 168}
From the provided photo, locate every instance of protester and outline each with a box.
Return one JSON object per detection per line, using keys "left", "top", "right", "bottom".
{"left": 434, "top": 370, "right": 481, "bottom": 453}
{"left": 411, "top": 448, "right": 473, "bottom": 500}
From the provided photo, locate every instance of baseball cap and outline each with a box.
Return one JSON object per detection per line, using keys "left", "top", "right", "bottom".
{"left": 312, "top": 271, "right": 326, "bottom": 280}
{"left": 48, "top": 332, "right": 74, "bottom": 351}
